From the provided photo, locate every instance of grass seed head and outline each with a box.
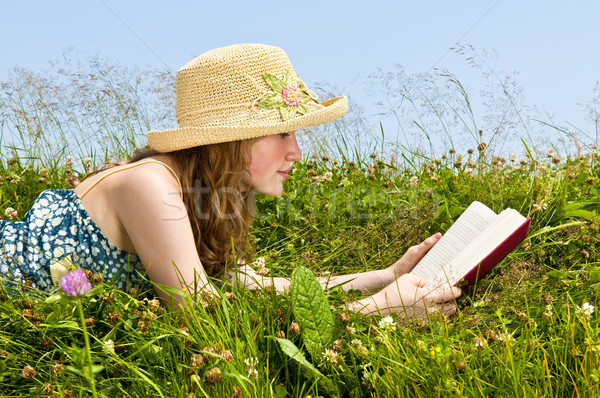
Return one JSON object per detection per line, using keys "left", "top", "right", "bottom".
{"left": 202, "top": 346, "right": 218, "bottom": 356}
{"left": 42, "top": 383, "right": 55, "bottom": 394}
{"left": 221, "top": 349, "right": 234, "bottom": 362}
{"left": 224, "top": 292, "right": 237, "bottom": 302}
{"left": 138, "top": 318, "right": 150, "bottom": 332}
{"left": 190, "top": 353, "right": 205, "bottom": 370}
{"left": 41, "top": 337, "right": 53, "bottom": 349}
{"left": 288, "top": 321, "right": 300, "bottom": 335}
{"left": 332, "top": 339, "right": 343, "bottom": 352}
{"left": 581, "top": 249, "right": 590, "bottom": 260}
{"left": 21, "top": 299, "right": 35, "bottom": 309}
{"left": 100, "top": 293, "right": 114, "bottom": 303}
{"left": 21, "top": 365, "right": 36, "bottom": 380}
{"left": 232, "top": 386, "right": 243, "bottom": 398}
{"left": 51, "top": 362, "right": 64, "bottom": 377}
{"left": 204, "top": 367, "right": 223, "bottom": 385}
{"left": 108, "top": 311, "right": 121, "bottom": 323}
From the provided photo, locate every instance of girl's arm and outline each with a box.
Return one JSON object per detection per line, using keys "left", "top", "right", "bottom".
{"left": 114, "top": 164, "right": 218, "bottom": 306}
{"left": 229, "top": 233, "right": 460, "bottom": 318}
{"left": 229, "top": 233, "right": 443, "bottom": 292}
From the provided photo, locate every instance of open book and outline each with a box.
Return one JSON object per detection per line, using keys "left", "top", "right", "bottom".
{"left": 411, "top": 201, "right": 531, "bottom": 289}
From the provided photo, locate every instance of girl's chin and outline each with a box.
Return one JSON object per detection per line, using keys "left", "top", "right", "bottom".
{"left": 257, "top": 185, "right": 284, "bottom": 197}
{"left": 262, "top": 189, "right": 283, "bottom": 197}
{"left": 249, "top": 179, "right": 285, "bottom": 197}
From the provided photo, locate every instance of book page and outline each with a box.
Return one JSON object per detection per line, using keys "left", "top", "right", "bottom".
{"left": 429, "top": 209, "right": 527, "bottom": 287}
{"left": 411, "top": 201, "right": 498, "bottom": 278}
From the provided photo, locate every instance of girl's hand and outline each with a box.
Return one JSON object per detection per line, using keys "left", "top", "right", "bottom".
{"left": 359, "top": 273, "right": 461, "bottom": 320}
{"left": 386, "top": 233, "right": 442, "bottom": 278}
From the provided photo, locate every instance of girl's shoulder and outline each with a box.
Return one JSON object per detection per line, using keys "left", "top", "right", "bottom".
{"left": 76, "top": 156, "right": 182, "bottom": 200}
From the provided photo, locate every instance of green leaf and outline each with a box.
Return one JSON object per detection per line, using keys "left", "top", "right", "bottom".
{"left": 257, "top": 92, "right": 284, "bottom": 109}
{"left": 262, "top": 72, "right": 285, "bottom": 91}
{"left": 298, "top": 103, "right": 310, "bottom": 115}
{"left": 65, "top": 365, "right": 82, "bottom": 376}
{"left": 290, "top": 266, "right": 335, "bottom": 357}
{"left": 547, "top": 269, "right": 568, "bottom": 280}
{"left": 280, "top": 106, "right": 297, "bottom": 122}
{"left": 590, "top": 267, "right": 600, "bottom": 283}
{"left": 282, "top": 70, "right": 295, "bottom": 86}
{"left": 561, "top": 201, "right": 599, "bottom": 222}
{"left": 45, "top": 293, "right": 62, "bottom": 303}
{"left": 275, "top": 338, "right": 338, "bottom": 396}
{"left": 563, "top": 209, "right": 599, "bottom": 222}
{"left": 276, "top": 338, "right": 319, "bottom": 373}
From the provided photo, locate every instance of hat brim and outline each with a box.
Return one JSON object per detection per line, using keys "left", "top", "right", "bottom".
{"left": 147, "top": 96, "right": 347, "bottom": 152}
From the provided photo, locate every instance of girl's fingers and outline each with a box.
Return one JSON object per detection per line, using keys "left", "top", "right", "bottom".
{"left": 401, "top": 273, "right": 429, "bottom": 287}
{"left": 428, "top": 302, "right": 458, "bottom": 317}
{"left": 426, "top": 286, "right": 462, "bottom": 303}
{"left": 407, "top": 233, "right": 442, "bottom": 263}
{"left": 422, "top": 233, "right": 442, "bottom": 251}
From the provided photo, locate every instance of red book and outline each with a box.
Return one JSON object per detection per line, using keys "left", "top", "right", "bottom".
{"left": 411, "top": 202, "right": 531, "bottom": 290}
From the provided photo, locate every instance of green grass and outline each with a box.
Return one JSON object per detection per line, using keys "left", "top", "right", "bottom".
{"left": 1, "top": 58, "right": 599, "bottom": 397}
{"left": 1, "top": 143, "right": 599, "bottom": 397}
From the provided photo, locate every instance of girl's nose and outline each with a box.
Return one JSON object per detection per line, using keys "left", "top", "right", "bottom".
{"left": 286, "top": 132, "right": 302, "bottom": 161}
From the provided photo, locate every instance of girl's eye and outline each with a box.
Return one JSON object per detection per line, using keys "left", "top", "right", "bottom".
{"left": 279, "top": 133, "right": 290, "bottom": 138}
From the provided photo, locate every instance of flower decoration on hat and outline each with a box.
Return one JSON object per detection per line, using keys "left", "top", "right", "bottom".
{"left": 257, "top": 70, "right": 316, "bottom": 121}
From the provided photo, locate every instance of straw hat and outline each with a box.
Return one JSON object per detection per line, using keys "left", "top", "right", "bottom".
{"left": 147, "top": 43, "right": 348, "bottom": 152}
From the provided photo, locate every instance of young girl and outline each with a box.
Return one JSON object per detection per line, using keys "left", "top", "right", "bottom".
{"left": 0, "top": 43, "right": 461, "bottom": 318}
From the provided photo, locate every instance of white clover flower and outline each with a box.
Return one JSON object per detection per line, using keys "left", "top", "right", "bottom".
{"left": 543, "top": 304, "right": 553, "bottom": 318}
{"left": 473, "top": 336, "right": 486, "bottom": 348}
{"left": 360, "top": 365, "right": 375, "bottom": 388}
{"left": 252, "top": 257, "right": 266, "bottom": 268}
{"left": 4, "top": 207, "right": 17, "bottom": 220}
{"left": 408, "top": 176, "right": 419, "bottom": 187}
{"left": 103, "top": 339, "right": 115, "bottom": 354}
{"left": 323, "top": 348, "right": 340, "bottom": 365}
{"left": 497, "top": 328, "right": 516, "bottom": 343}
{"left": 351, "top": 339, "right": 364, "bottom": 347}
{"left": 576, "top": 302, "right": 595, "bottom": 320}
{"left": 584, "top": 337, "right": 600, "bottom": 352}
{"left": 378, "top": 316, "right": 397, "bottom": 333}
{"left": 324, "top": 171, "right": 333, "bottom": 179}
{"left": 252, "top": 257, "right": 270, "bottom": 276}
{"left": 244, "top": 357, "right": 259, "bottom": 378}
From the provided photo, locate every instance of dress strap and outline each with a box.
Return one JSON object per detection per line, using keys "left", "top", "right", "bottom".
{"left": 79, "top": 159, "right": 183, "bottom": 200}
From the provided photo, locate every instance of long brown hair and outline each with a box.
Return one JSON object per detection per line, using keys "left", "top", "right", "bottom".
{"left": 126, "top": 141, "right": 255, "bottom": 277}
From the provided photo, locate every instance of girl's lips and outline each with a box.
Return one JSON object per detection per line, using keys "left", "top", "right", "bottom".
{"left": 277, "top": 171, "right": 288, "bottom": 180}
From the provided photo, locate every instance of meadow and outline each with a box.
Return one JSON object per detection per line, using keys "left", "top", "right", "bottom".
{"left": 0, "top": 58, "right": 599, "bottom": 397}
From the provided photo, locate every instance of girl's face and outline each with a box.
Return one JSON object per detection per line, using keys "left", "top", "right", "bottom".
{"left": 247, "top": 131, "right": 302, "bottom": 196}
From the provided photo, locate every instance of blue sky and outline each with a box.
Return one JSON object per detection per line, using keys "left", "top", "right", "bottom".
{"left": 2, "top": 1, "right": 599, "bottom": 151}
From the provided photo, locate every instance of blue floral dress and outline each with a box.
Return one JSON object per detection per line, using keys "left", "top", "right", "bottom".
{"left": 0, "top": 189, "right": 153, "bottom": 293}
